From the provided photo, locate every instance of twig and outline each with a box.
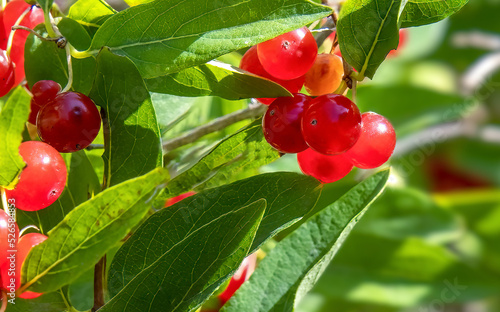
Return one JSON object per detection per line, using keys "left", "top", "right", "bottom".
{"left": 11, "top": 25, "right": 61, "bottom": 42}
{"left": 162, "top": 104, "right": 267, "bottom": 153}
{"left": 452, "top": 31, "right": 500, "bottom": 51}
{"left": 91, "top": 257, "right": 106, "bottom": 312}
{"left": 86, "top": 144, "right": 104, "bottom": 150}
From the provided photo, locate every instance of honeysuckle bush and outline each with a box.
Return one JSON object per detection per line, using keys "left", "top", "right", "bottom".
{"left": 2, "top": 0, "right": 500, "bottom": 311}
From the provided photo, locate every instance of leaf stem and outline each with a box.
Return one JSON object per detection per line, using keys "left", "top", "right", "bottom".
{"left": 162, "top": 103, "right": 267, "bottom": 153}
{"left": 6, "top": 6, "right": 31, "bottom": 56}
{"left": 43, "top": 8, "right": 57, "bottom": 38}
{"left": 11, "top": 25, "right": 61, "bottom": 42}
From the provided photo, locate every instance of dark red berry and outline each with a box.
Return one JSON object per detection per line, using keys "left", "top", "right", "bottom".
{"left": 344, "top": 112, "right": 396, "bottom": 169}
{"left": 262, "top": 93, "right": 311, "bottom": 153}
{"left": 37, "top": 92, "right": 101, "bottom": 153}
{"left": 28, "top": 80, "right": 61, "bottom": 124}
{"left": 240, "top": 46, "right": 304, "bottom": 105}
{"left": 297, "top": 148, "right": 353, "bottom": 183}
{"left": 257, "top": 27, "right": 317, "bottom": 80}
{"left": 301, "top": 94, "right": 361, "bottom": 155}
{"left": 0, "top": 50, "right": 15, "bottom": 97}
{"left": 5, "top": 141, "right": 67, "bottom": 211}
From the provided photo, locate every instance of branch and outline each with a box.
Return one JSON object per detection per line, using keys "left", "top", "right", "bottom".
{"left": 162, "top": 103, "right": 267, "bottom": 153}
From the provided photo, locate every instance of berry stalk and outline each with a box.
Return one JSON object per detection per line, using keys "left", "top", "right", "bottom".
{"left": 5, "top": 6, "right": 31, "bottom": 55}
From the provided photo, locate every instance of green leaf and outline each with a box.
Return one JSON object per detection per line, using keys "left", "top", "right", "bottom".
{"left": 5, "top": 290, "right": 68, "bottom": 312}
{"left": 0, "top": 87, "right": 30, "bottom": 189}
{"left": 24, "top": 25, "right": 96, "bottom": 94}
{"left": 401, "top": 0, "right": 469, "bottom": 27}
{"left": 87, "top": 0, "right": 332, "bottom": 78}
{"left": 222, "top": 170, "right": 389, "bottom": 312}
{"left": 57, "top": 18, "right": 92, "bottom": 50}
{"left": 150, "top": 93, "right": 196, "bottom": 133}
{"left": 337, "top": 0, "right": 403, "bottom": 78}
{"left": 122, "top": 0, "right": 151, "bottom": 7}
{"left": 16, "top": 151, "right": 100, "bottom": 234}
{"left": 102, "top": 199, "right": 266, "bottom": 312}
{"left": 157, "top": 119, "right": 280, "bottom": 204}
{"left": 109, "top": 172, "right": 322, "bottom": 303}
{"left": 67, "top": 0, "right": 116, "bottom": 30}
{"left": 145, "top": 60, "right": 292, "bottom": 100}
{"left": 89, "top": 48, "right": 162, "bottom": 187}
{"left": 37, "top": 0, "right": 53, "bottom": 15}
{"left": 355, "top": 84, "right": 474, "bottom": 137}
{"left": 21, "top": 168, "right": 169, "bottom": 293}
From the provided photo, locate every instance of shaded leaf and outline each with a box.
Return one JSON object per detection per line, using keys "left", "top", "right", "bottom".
{"left": 57, "top": 18, "right": 92, "bottom": 50}
{"left": 87, "top": 0, "right": 332, "bottom": 78}
{"left": 145, "top": 60, "right": 292, "bottom": 100}
{"left": 5, "top": 290, "right": 68, "bottom": 312}
{"left": 109, "top": 172, "right": 323, "bottom": 306}
{"left": 337, "top": 0, "right": 403, "bottom": 78}
{"left": 21, "top": 168, "right": 169, "bottom": 293}
{"left": 401, "top": 0, "right": 469, "bottom": 27}
{"left": 222, "top": 170, "right": 389, "bottom": 312}
{"left": 89, "top": 48, "right": 162, "bottom": 187}
{"left": 103, "top": 199, "right": 266, "bottom": 312}
{"left": 150, "top": 92, "right": 196, "bottom": 133}
{"left": 0, "top": 87, "right": 30, "bottom": 189}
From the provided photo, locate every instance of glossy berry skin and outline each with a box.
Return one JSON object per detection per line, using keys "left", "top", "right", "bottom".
{"left": 297, "top": 148, "right": 353, "bottom": 183}
{"left": 0, "top": 210, "right": 19, "bottom": 267}
{"left": 0, "top": 232, "right": 47, "bottom": 299}
{"left": 257, "top": 27, "right": 318, "bottom": 80}
{"left": 28, "top": 80, "right": 61, "bottom": 124}
{"left": 240, "top": 46, "right": 304, "bottom": 105}
{"left": 5, "top": 141, "right": 67, "bottom": 211}
{"left": 0, "top": 0, "right": 44, "bottom": 86}
{"left": 344, "top": 112, "right": 396, "bottom": 169}
{"left": 37, "top": 92, "right": 101, "bottom": 152}
{"left": 218, "top": 253, "right": 257, "bottom": 306}
{"left": 302, "top": 94, "right": 361, "bottom": 155}
{"left": 262, "top": 93, "right": 311, "bottom": 153}
{"left": 165, "top": 191, "right": 196, "bottom": 207}
{"left": 304, "top": 54, "right": 343, "bottom": 96}
{"left": 0, "top": 50, "right": 15, "bottom": 97}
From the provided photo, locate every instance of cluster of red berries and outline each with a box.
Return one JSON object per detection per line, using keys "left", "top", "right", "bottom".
{"left": 28, "top": 80, "right": 102, "bottom": 153}
{"left": 240, "top": 28, "right": 396, "bottom": 183}
{"left": 0, "top": 209, "right": 48, "bottom": 299}
{"left": 0, "top": 0, "right": 44, "bottom": 97}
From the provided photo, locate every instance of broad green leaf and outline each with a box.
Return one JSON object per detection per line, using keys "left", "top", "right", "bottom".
{"left": 21, "top": 168, "right": 169, "bottom": 293}
{"left": 401, "top": 0, "right": 468, "bottom": 27}
{"left": 337, "top": 0, "right": 403, "bottom": 78}
{"left": 222, "top": 170, "right": 389, "bottom": 312}
{"left": 157, "top": 119, "right": 280, "bottom": 205}
{"left": 145, "top": 60, "right": 292, "bottom": 100}
{"left": 109, "top": 172, "right": 322, "bottom": 303}
{"left": 89, "top": 48, "right": 162, "bottom": 187}
{"left": 355, "top": 85, "right": 474, "bottom": 137}
{"left": 24, "top": 25, "right": 96, "bottom": 94}
{"left": 57, "top": 18, "right": 92, "bottom": 50}
{"left": 102, "top": 199, "right": 266, "bottom": 312}
{"left": 0, "top": 87, "right": 30, "bottom": 189}
{"left": 87, "top": 0, "right": 332, "bottom": 78}
{"left": 309, "top": 233, "right": 500, "bottom": 307}
{"left": 122, "top": 0, "right": 151, "bottom": 7}
{"left": 68, "top": 0, "right": 116, "bottom": 30}
{"left": 5, "top": 290, "right": 68, "bottom": 312}
{"left": 16, "top": 151, "right": 100, "bottom": 234}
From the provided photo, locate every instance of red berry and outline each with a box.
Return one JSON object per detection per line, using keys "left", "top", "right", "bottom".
{"left": 164, "top": 191, "right": 196, "bottom": 207}
{"left": 28, "top": 80, "right": 61, "bottom": 124}
{"left": 218, "top": 253, "right": 257, "bottom": 306}
{"left": 257, "top": 27, "right": 317, "bottom": 80}
{"left": 5, "top": 141, "right": 67, "bottom": 211}
{"left": 297, "top": 148, "right": 353, "bottom": 183}
{"left": 344, "top": 112, "right": 396, "bottom": 169}
{"left": 262, "top": 93, "right": 311, "bottom": 153}
{"left": 0, "top": 232, "right": 47, "bottom": 299}
{"left": 0, "top": 210, "right": 19, "bottom": 267}
{"left": 0, "top": 50, "right": 15, "bottom": 97}
{"left": 37, "top": 92, "right": 101, "bottom": 153}
{"left": 301, "top": 94, "right": 361, "bottom": 155}
{"left": 240, "top": 46, "right": 304, "bottom": 105}
{"left": 1, "top": 1, "right": 44, "bottom": 86}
